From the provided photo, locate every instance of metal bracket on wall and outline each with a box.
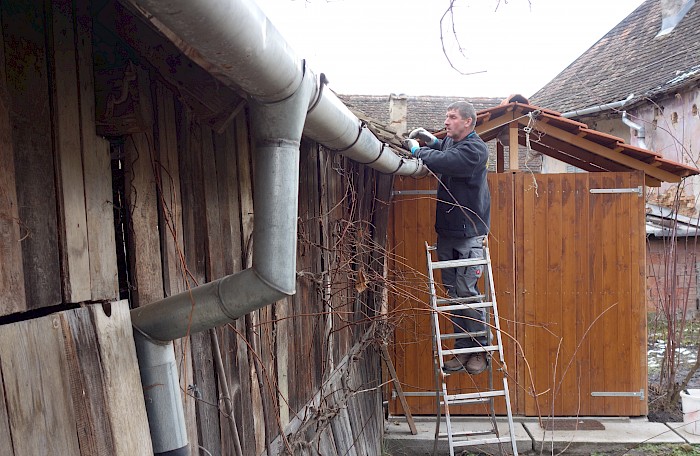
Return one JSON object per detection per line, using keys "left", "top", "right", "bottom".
{"left": 589, "top": 186, "right": 643, "bottom": 196}
{"left": 591, "top": 389, "right": 645, "bottom": 401}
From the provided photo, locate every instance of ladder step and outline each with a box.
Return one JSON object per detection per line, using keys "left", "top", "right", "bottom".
{"left": 452, "top": 436, "right": 513, "bottom": 448}
{"left": 445, "top": 390, "right": 506, "bottom": 404}
{"left": 443, "top": 345, "right": 499, "bottom": 356}
{"left": 439, "top": 429, "right": 494, "bottom": 438}
{"left": 440, "top": 330, "right": 491, "bottom": 340}
{"left": 436, "top": 294, "right": 485, "bottom": 305}
{"left": 435, "top": 301, "right": 494, "bottom": 312}
{"left": 430, "top": 257, "right": 488, "bottom": 270}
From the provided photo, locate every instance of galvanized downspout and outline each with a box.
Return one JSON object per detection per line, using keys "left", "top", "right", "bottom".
{"left": 622, "top": 111, "right": 648, "bottom": 150}
{"left": 126, "top": 0, "right": 426, "bottom": 453}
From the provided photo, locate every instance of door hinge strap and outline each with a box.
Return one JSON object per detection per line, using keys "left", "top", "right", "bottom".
{"left": 591, "top": 389, "right": 645, "bottom": 401}
{"left": 589, "top": 186, "right": 643, "bottom": 196}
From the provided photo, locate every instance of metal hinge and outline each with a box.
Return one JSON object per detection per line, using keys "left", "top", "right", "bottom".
{"left": 591, "top": 389, "right": 645, "bottom": 401}
{"left": 589, "top": 186, "right": 643, "bottom": 196}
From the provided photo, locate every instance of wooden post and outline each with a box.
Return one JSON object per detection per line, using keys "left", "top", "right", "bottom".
{"left": 497, "top": 141, "right": 505, "bottom": 173}
{"left": 508, "top": 122, "right": 519, "bottom": 171}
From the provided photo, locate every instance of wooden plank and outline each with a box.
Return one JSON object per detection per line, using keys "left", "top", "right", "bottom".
{"left": 235, "top": 112, "right": 266, "bottom": 455}
{"left": 0, "top": 20, "right": 25, "bottom": 313}
{"left": 91, "top": 301, "right": 153, "bottom": 455}
{"left": 0, "top": 364, "right": 11, "bottom": 456}
{"left": 153, "top": 82, "right": 198, "bottom": 449}
{"left": 213, "top": 124, "right": 243, "bottom": 276}
{"left": 630, "top": 171, "right": 647, "bottom": 416}
{"left": 2, "top": 0, "right": 61, "bottom": 309}
{"left": 177, "top": 108, "right": 222, "bottom": 455}
{"left": 558, "top": 174, "right": 580, "bottom": 415}
{"left": 588, "top": 173, "right": 608, "bottom": 414}
{"left": 62, "top": 307, "right": 115, "bottom": 456}
{"left": 574, "top": 173, "right": 592, "bottom": 415}
{"left": 125, "top": 131, "right": 164, "bottom": 307}
{"left": 50, "top": 0, "right": 91, "bottom": 303}
{"left": 0, "top": 316, "right": 80, "bottom": 456}
{"left": 76, "top": 0, "right": 119, "bottom": 301}
{"left": 201, "top": 126, "right": 226, "bottom": 281}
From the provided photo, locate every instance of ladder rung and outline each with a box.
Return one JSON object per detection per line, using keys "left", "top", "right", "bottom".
{"left": 435, "top": 301, "right": 494, "bottom": 312}
{"left": 440, "top": 330, "right": 490, "bottom": 340}
{"left": 436, "top": 294, "right": 485, "bottom": 305}
{"left": 439, "top": 429, "right": 494, "bottom": 438}
{"left": 430, "top": 257, "right": 488, "bottom": 270}
{"left": 452, "top": 436, "right": 513, "bottom": 447}
{"left": 442, "top": 397, "right": 490, "bottom": 406}
{"left": 443, "top": 345, "right": 499, "bottom": 356}
{"left": 445, "top": 390, "right": 506, "bottom": 403}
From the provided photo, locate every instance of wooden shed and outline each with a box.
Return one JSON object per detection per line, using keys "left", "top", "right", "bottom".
{"left": 388, "top": 101, "right": 699, "bottom": 417}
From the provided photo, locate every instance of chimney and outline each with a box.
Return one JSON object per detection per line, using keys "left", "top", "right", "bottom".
{"left": 389, "top": 93, "right": 408, "bottom": 136}
{"left": 657, "top": 0, "right": 695, "bottom": 36}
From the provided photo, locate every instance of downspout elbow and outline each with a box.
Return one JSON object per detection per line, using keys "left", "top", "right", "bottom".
{"left": 622, "top": 111, "right": 647, "bottom": 150}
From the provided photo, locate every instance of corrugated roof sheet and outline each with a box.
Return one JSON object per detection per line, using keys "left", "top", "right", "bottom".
{"left": 531, "top": 0, "right": 700, "bottom": 113}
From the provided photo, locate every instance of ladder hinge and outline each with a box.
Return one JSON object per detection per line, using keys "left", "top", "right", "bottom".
{"left": 391, "top": 189, "right": 438, "bottom": 196}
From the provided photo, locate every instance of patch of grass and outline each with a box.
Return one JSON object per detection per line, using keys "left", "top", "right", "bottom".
{"left": 595, "top": 443, "right": 700, "bottom": 455}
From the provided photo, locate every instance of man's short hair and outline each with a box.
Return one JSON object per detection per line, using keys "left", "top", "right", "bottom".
{"left": 447, "top": 101, "right": 477, "bottom": 125}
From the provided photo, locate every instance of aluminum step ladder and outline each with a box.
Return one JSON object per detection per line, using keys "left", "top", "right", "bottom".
{"left": 425, "top": 241, "right": 518, "bottom": 456}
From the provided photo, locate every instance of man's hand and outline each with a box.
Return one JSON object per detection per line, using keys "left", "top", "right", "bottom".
{"left": 409, "top": 127, "right": 439, "bottom": 147}
{"left": 402, "top": 138, "right": 420, "bottom": 154}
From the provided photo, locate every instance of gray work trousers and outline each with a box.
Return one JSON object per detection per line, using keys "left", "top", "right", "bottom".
{"left": 436, "top": 235, "right": 487, "bottom": 349}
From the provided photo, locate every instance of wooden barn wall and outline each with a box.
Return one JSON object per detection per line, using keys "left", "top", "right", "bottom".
{"left": 0, "top": 1, "right": 388, "bottom": 454}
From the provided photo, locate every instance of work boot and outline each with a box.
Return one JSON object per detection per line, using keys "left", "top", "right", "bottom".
{"left": 466, "top": 352, "right": 487, "bottom": 375}
{"left": 442, "top": 354, "right": 470, "bottom": 372}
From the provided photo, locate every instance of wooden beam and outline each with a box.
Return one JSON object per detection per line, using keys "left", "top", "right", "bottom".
{"left": 475, "top": 111, "right": 516, "bottom": 136}
{"left": 509, "top": 121, "right": 519, "bottom": 171}
{"left": 531, "top": 135, "right": 631, "bottom": 173}
{"left": 521, "top": 118, "right": 682, "bottom": 183}
{"left": 524, "top": 140, "right": 607, "bottom": 173}
{"left": 496, "top": 141, "right": 505, "bottom": 173}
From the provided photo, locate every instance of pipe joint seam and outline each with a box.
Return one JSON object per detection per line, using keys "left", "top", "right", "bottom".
{"left": 215, "top": 278, "right": 243, "bottom": 322}
{"left": 257, "top": 138, "right": 301, "bottom": 149}
{"left": 252, "top": 266, "right": 296, "bottom": 296}
{"left": 332, "top": 121, "right": 366, "bottom": 153}
{"left": 132, "top": 321, "right": 170, "bottom": 346}
{"left": 307, "top": 73, "right": 328, "bottom": 115}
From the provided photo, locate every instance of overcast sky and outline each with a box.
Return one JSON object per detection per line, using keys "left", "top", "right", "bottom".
{"left": 254, "top": 0, "right": 645, "bottom": 98}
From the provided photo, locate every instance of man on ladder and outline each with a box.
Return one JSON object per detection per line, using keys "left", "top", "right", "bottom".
{"left": 403, "top": 100, "right": 491, "bottom": 374}
{"left": 405, "top": 101, "right": 518, "bottom": 456}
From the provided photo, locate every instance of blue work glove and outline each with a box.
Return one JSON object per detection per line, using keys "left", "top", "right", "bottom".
{"left": 402, "top": 138, "right": 420, "bottom": 154}
{"left": 409, "top": 127, "right": 439, "bottom": 147}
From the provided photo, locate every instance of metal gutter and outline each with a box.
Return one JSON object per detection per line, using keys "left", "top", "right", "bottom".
{"left": 561, "top": 93, "right": 634, "bottom": 118}
{"left": 125, "top": 0, "right": 426, "bottom": 453}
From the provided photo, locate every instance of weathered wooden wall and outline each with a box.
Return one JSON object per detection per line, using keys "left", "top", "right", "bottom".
{"left": 0, "top": 1, "right": 389, "bottom": 454}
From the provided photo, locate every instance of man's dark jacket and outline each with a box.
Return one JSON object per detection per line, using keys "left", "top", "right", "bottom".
{"left": 414, "top": 132, "right": 490, "bottom": 238}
